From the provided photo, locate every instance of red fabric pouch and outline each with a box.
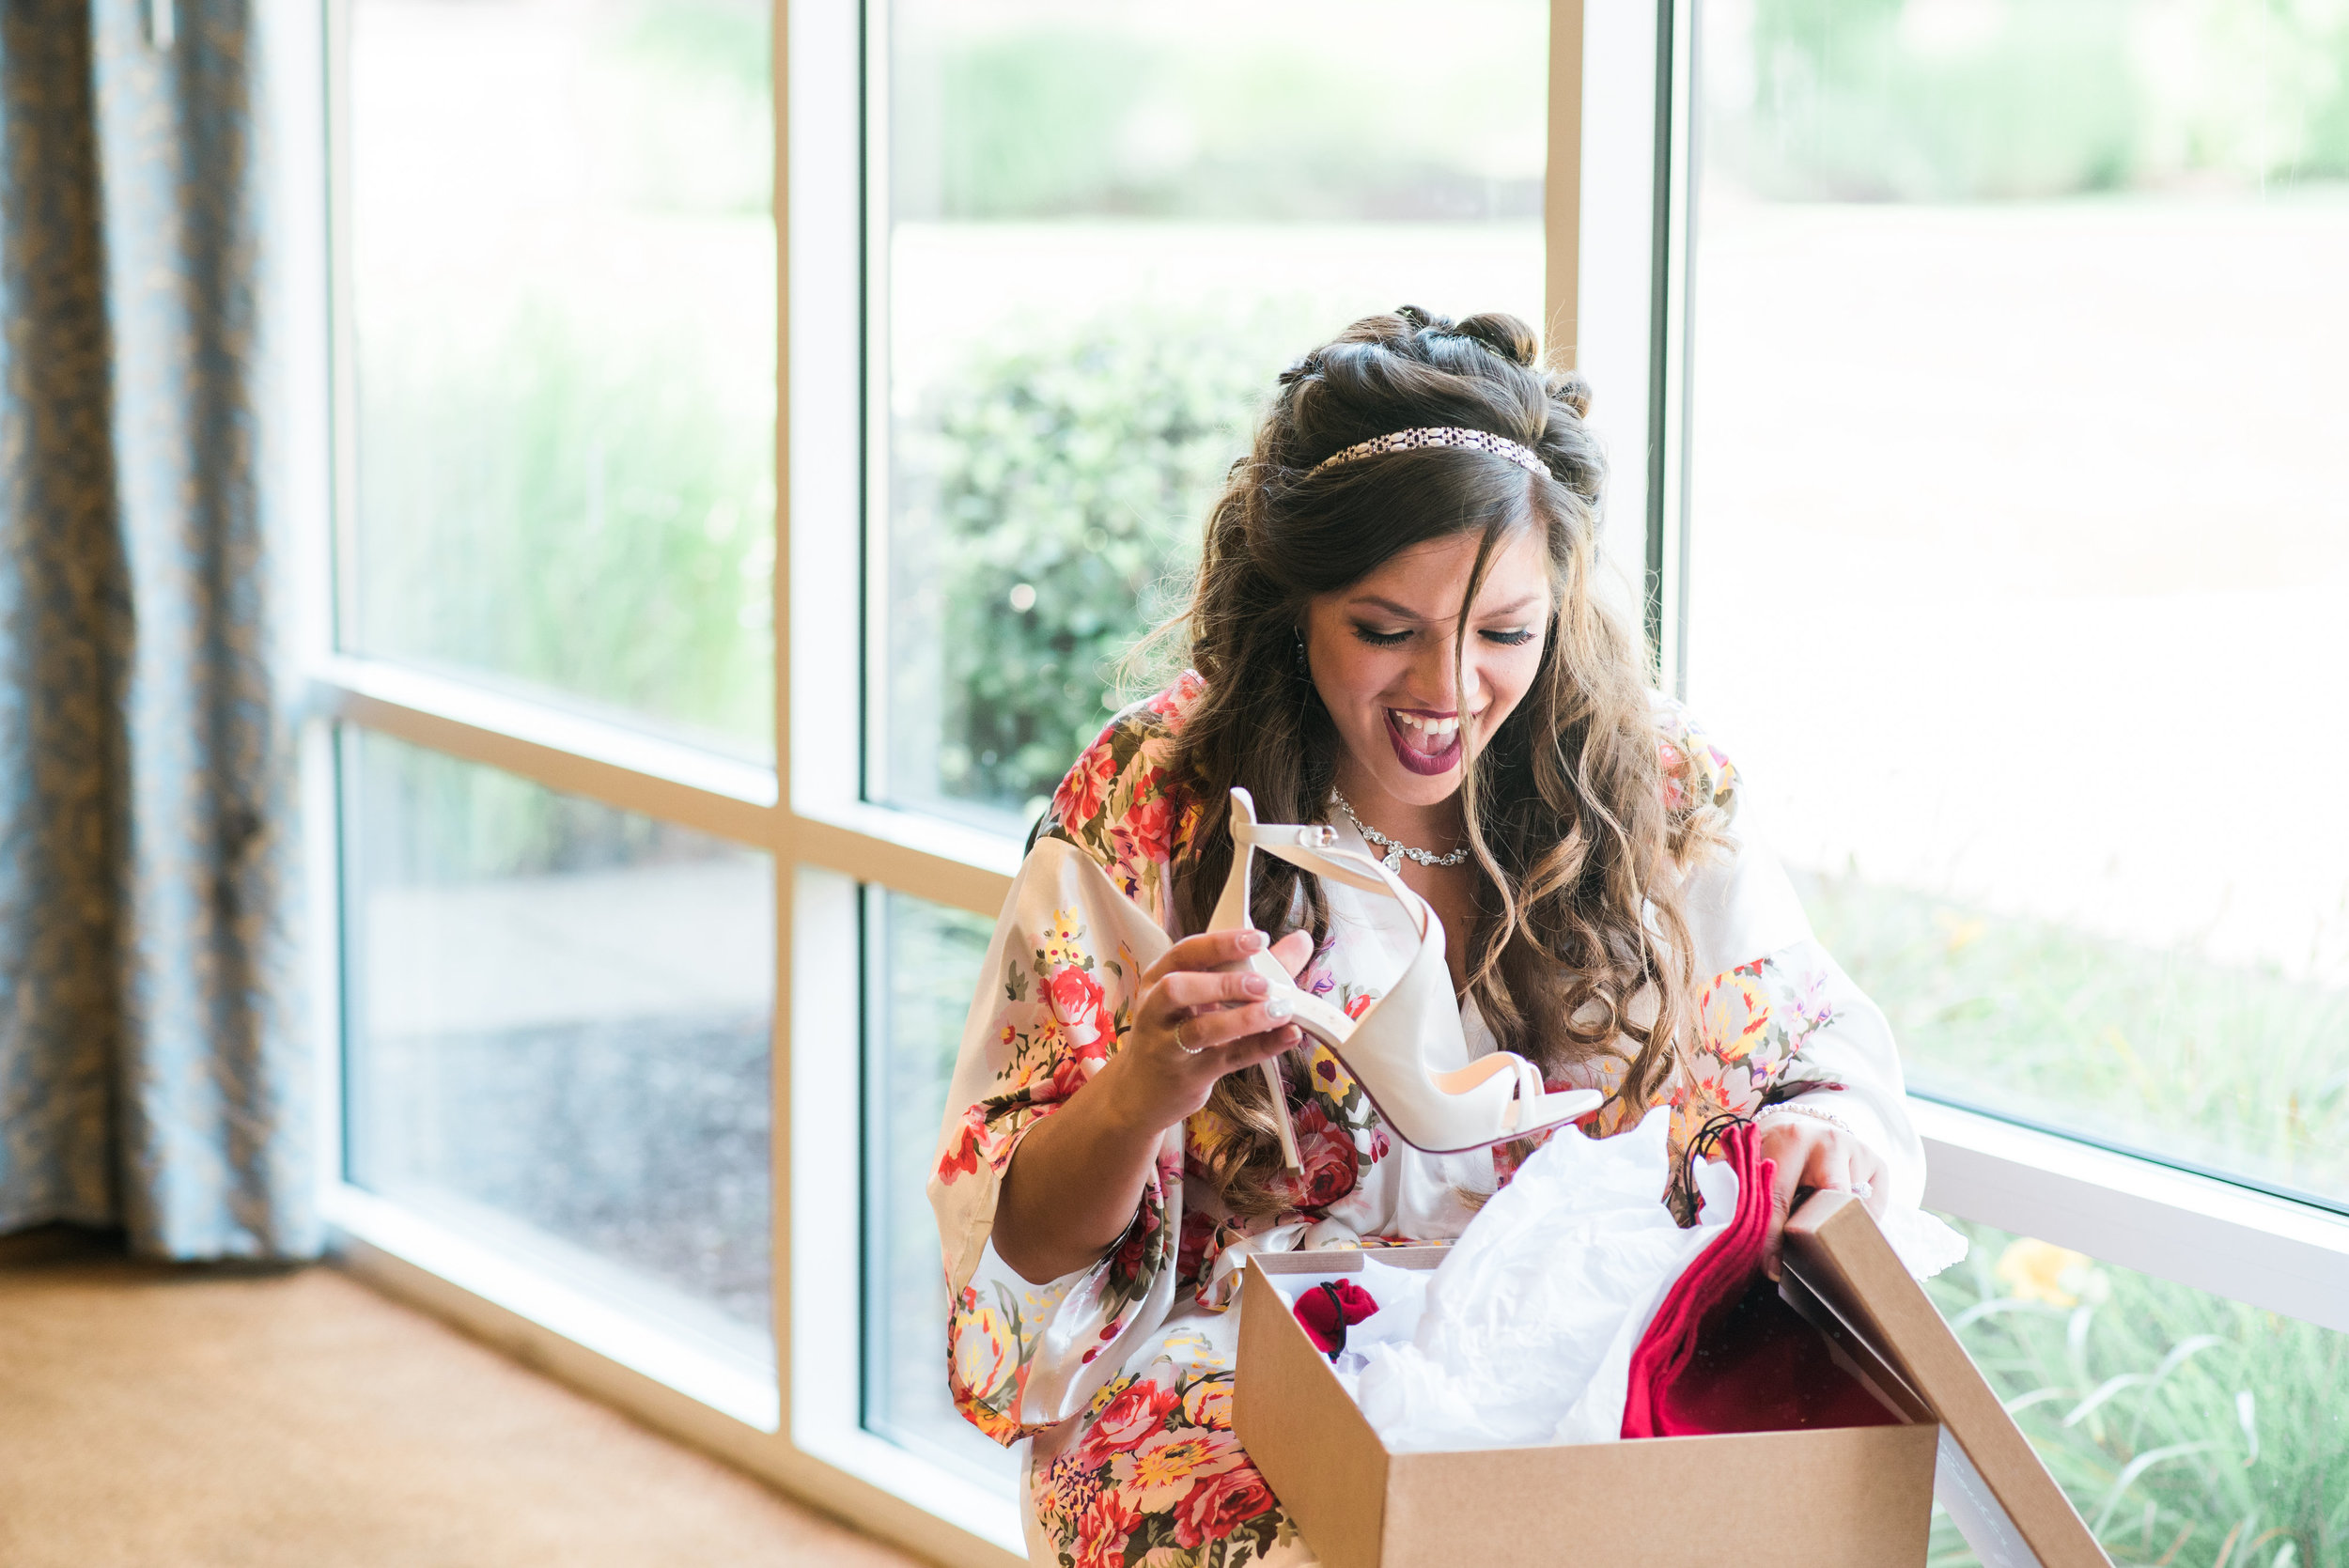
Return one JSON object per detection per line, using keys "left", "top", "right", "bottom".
{"left": 1620, "top": 1121, "right": 1898, "bottom": 1437}
{"left": 1292, "top": 1279, "right": 1379, "bottom": 1357}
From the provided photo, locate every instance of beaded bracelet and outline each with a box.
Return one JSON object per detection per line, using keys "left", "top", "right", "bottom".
{"left": 1752, "top": 1099, "right": 1856, "bottom": 1138}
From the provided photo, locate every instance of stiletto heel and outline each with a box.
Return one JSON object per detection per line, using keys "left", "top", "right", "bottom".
{"left": 1210, "top": 788, "right": 1603, "bottom": 1165}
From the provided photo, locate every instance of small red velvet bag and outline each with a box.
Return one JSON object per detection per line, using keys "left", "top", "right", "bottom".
{"left": 1620, "top": 1120, "right": 1898, "bottom": 1438}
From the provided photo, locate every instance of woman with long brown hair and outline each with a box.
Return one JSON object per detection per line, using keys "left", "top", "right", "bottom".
{"left": 929, "top": 307, "right": 1919, "bottom": 1568}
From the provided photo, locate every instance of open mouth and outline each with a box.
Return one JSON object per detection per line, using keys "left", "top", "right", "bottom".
{"left": 1384, "top": 708, "right": 1466, "bottom": 777}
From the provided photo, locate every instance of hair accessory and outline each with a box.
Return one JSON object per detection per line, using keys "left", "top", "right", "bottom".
{"left": 1311, "top": 427, "right": 1548, "bottom": 479}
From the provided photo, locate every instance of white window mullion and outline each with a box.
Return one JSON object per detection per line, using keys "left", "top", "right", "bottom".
{"left": 1571, "top": 0, "right": 1672, "bottom": 647}
{"left": 790, "top": 801, "right": 1016, "bottom": 919}
{"left": 770, "top": 9, "right": 1035, "bottom": 1568}
{"left": 313, "top": 657, "right": 778, "bottom": 846}
{"left": 1545, "top": 0, "right": 1584, "bottom": 366}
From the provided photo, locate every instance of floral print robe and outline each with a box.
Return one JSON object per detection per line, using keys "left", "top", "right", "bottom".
{"left": 927, "top": 674, "right": 1922, "bottom": 1568}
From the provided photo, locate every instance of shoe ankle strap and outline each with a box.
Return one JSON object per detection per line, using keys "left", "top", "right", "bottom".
{"left": 1232, "top": 818, "right": 1405, "bottom": 899}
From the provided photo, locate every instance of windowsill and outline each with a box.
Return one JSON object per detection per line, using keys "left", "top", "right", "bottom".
{"left": 1915, "top": 1096, "right": 2349, "bottom": 1335}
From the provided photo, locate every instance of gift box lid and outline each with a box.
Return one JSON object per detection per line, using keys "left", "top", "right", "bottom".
{"left": 1781, "top": 1191, "right": 2109, "bottom": 1568}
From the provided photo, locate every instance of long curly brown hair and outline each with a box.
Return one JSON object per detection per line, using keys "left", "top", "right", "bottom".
{"left": 1162, "top": 306, "right": 1731, "bottom": 1218}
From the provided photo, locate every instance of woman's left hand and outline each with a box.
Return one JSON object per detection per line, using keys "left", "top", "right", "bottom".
{"left": 1753, "top": 1115, "right": 1888, "bottom": 1281}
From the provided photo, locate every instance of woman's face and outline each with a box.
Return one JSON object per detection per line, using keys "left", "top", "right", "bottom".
{"left": 1303, "top": 526, "right": 1554, "bottom": 814}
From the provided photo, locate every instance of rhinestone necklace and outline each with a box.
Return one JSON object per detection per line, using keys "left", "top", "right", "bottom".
{"left": 1329, "top": 788, "right": 1470, "bottom": 875}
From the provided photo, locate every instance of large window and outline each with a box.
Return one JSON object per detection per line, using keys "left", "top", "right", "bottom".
{"left": 1674, "top": 5, "right": 2349, "bottom": 1559}
{"left": 1678, "top": 0, "right": 2349, "bottom": 1204}
{"left": 325, "top": 0, "right": 791, "bottom": 1447}
{"left": 861, "top": 891, "right": 1012, "bottom": 1482}
{"left": 871, "top": 0, "right": 1550, "bottom": 831}
{"left": 345, "top": 0, "right": 776, "bottom": 755}
{"left": 302, "top": 2, "right": 2349, "bottom": 1565}
{"left": 342, "top": 735, "right": 773, "bottom": 1354}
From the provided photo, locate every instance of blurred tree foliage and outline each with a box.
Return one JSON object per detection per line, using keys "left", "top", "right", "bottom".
{"left": 1727, "top": 0, "right": 2349, "bottom": 199}
{"left": 891, "top": 309, "right": 1291, "bottom": 813}
{"left": 889, "top": 5, "right": 1547, "bottom": 223}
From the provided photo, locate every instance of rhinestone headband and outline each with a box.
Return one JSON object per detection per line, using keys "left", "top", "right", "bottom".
{"left": 1311, "top": 426, "right": 1548, "bottom": 478}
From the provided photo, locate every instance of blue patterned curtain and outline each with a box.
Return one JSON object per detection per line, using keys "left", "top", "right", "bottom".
{"left": 0, "top": 0, "right": 312, "bottom": 1258}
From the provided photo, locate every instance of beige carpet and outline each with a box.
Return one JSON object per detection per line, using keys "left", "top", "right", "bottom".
{"left": 0, "top": 1228, "right": 923, "bottom": 1568}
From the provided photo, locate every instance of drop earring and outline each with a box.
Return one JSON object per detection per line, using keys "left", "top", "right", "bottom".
{"left": 1293, "top": 629, "right": 1310, "bottom": 678}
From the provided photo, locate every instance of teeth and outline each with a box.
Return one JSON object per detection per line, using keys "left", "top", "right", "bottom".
{"left": 1391, "top": 712, "right": 1461, "bottom": 737}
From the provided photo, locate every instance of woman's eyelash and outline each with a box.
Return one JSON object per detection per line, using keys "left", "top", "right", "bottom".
{"left": 1349, "top": 625, "right": 1535, "bottom": 648}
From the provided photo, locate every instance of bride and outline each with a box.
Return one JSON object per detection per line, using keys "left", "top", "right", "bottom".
{"left": 928, "top": 305, "right": 1917, "bottom": 1568}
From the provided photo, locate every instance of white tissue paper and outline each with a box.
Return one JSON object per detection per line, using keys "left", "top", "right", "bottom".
{"left": 1350, "top": 1108, "right": 1733, "bottom": 1452}
{"left": 1877, "top": 1202, "right": 1970, "bottom": 1279}
{"left": 1293, "top": 1109, "right": 1971, "bottom": 1453}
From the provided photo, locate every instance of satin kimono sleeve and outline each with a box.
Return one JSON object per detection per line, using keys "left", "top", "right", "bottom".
{"left": 927, "top": 682, "right": 1205, "bottom": 1445}
{"left": 1664, "top": 712, "right": 1927, "bottom": 1208}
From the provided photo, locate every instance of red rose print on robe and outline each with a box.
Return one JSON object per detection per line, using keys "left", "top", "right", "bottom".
{"left": 1144, "top": 670, "right": 1205, "bottom": 728}
{"left": 1273, "top": 1101, "right": 1358, "bottom": 1211}
{"left": 1049, "top": 1041, "right": 1108, "bottom": 1104}
{"left": 1175, "top": 1206, "right": 1218, "bottom": 1284}
{"left": 1081, "top": 1374, "right": 1183, "bottom": 1459}
{"left": 1172, "top": 1452, "right": 1278, "bottom": 1549}
{"left": 1112, "top": 768, "right": 1177, "bottom": 866}
{"left": 933, "top": 1102, "right": 986, "bottom": 1185}
{"left": 1107, "top": 1195, "right": 1162, "bottom": 1285}
{"left": 1053, "top": 742, "right": 1118, "bottom": 829}
{"left": 1658, "top": 738, "right": 1689, "bottom": 810}
{"left": 1072, "top": 1485, "right": 1142, "bottom": 1568}
{"left": 1044, "top": 964, "right": 1114, "bottom": 1051}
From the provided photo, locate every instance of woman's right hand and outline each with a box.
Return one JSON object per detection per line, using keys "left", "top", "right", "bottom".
{"left": 995, "top": 925, "right": 1315, "bottom": 1284}
{"left": 1097, "top": 928, "right": 1315, "bottom": 1136}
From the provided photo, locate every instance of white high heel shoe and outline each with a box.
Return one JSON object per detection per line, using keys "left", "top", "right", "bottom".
{"left": 1212, "top": 787, "right": 1602, "bottom": 1166}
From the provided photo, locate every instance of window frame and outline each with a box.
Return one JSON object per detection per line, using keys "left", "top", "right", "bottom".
{"left": 288, "top": 3, "right": 2349, "bottom": 1567}
{"left": 1629, "top": 0, "right": 2349, "bottom": 1327}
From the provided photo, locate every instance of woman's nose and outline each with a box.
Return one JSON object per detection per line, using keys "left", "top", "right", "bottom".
{"left": 1413, "top": 642, "right": 1483, "bottom": 710}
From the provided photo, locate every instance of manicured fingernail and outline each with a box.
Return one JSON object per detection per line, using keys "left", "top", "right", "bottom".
{"left": 1242, "top": 975, "right": 1268, "bottom": 997}
{"left": 1239, "top": 931, "right": 1267, "bottom": 952}
{"left": 1266, "top": 999, "right": 1291, "bottom": 1019}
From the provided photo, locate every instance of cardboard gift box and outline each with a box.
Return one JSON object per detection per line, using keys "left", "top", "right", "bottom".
{"left": 1235, "top": 1190, "right": 2110, "bottom": 1568}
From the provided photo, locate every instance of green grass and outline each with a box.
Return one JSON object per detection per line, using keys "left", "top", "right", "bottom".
{"left": 1735, "top": 0, "right": 2349, "bottom": 198}
{"left": 1797, "top": 869, "right": 2349, "bottom": 1203}
{"left": 1797, "top": 869, "right": 2349, "bottom": 1563}
{"left": 1928, "top": 1219, "right": 2349, "bottom": 1568}
{"left": 356, "top": 284, "right": 776, "bottom": 757}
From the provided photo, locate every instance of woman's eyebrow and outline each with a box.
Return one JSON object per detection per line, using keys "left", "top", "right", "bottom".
{"left": 1474, "top": 595, "right": 1542, "bottom": 618}
{"left": 1346, "top": 592, "right": 1544, "bottom": 619}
